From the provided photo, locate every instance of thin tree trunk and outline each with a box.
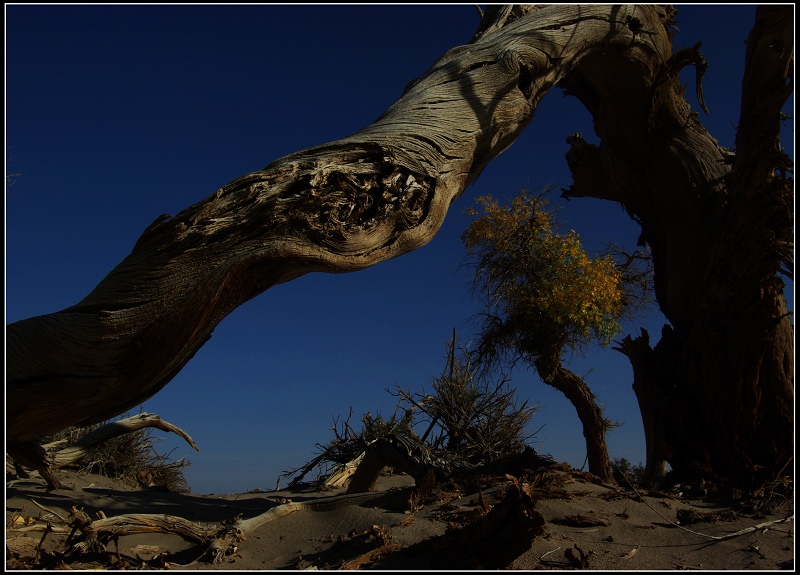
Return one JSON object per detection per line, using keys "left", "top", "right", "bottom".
{"left": 615, "top": 330, "right": 668, "bottom": 486}
{"left": 535, "top": 359, "right": 614, "bottom": 483}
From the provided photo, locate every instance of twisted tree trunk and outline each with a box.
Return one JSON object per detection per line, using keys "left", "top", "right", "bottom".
{"left": 6, "top": 5, "right": 793, "bottom": 489}
{"left": 6, "top": 5, "right": 656, "bottom": 442}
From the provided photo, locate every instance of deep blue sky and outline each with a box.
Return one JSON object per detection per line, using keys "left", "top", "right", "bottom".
{"left": 6, "top": 5, "right": 794, "bottom": 494}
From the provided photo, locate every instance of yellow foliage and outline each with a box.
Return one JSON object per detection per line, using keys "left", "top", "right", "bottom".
{"left": 463, "top": 193, "right": 624, "bottom": 346}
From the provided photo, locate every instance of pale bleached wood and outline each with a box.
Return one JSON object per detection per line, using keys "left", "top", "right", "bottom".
{"left": 47, "top": 412, "right": 199, "bottom": 470}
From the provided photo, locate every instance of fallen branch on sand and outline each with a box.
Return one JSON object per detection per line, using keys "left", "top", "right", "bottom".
{"left": 8, "top": 472, "right": 549, "bottom": 568}
{"left": 9, "top": 487, "right": 416, "bottom": 566}
{"left": 618, "top": 466, "right": 794, "bottom": 542}
{"left": 338, "top": 475, "right": 547, "bottom": 570}
{"left": 46, "top": 413, "right": 199, "bottom": 470}
{"left": 7, "top": 413, "right": 198, "bottom": 491}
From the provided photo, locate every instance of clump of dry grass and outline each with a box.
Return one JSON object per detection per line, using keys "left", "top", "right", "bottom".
{"left": 393, "top": 332, "right": 537, "bottom": 467}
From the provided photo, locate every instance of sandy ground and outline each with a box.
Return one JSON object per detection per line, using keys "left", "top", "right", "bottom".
{"left": 6, "top": 463, "right": 794, "bottom": 570}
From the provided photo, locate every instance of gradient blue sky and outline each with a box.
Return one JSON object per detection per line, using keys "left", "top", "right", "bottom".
{"left": 6, "top": 5, "right": 794, "bottom": 494}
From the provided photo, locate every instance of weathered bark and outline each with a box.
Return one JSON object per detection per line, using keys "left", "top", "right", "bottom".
{"left": 5, "top": 5, "right": 793, "bottom": 488}
{"left": 534, "top": 359, "right": 614, "bottom": 483}
{"left": 390, "top": 475, "right": 546, "bottom": 569}
{"left": 344, "top": 438, "right": 434, "bottom": 494}
{"left": 6, "top": 5, "right": 661, "bottom": 441}
{"left": 562, "top": 6, "right": 793, "bottom": 488}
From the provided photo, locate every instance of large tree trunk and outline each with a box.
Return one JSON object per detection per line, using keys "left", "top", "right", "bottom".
{"left": 562, "top": 6, "right": 794, "bottom": 489}
{"left": 6, "top": 6, "right": 792, "bottom": 489}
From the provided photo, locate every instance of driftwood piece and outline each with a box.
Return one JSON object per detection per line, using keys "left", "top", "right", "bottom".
{"left": 48, "top": 412, "right": 199, "bottom": 470}
{"left": 77, "top": 512, "right": 219, "bottom": 545}
{"left": 69, "top": 510, "right": 238, "bottom": 565}
{"left": 235, "top": 489, "right": 410, "bottom": 534}
{"left": 7, "top": 413, "right": 198, "bottom": 492}
{"left": 7, "top": 507, "right": 230, "bottom": 565}
{"left": 354, "top": 475, "right": 546, "bottom": 569}
{"left": 346, "top": 438, "right": 433, "bottom": 495}
{"left": 324, "top": 452, "right": 364, "bottom": 488}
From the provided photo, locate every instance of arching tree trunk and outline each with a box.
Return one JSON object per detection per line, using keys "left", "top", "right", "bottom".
{"left": 6, "top": 4, "right": 655, "bottom": 444}
{"left": 6, "top": 5, "right": 792, "bottom": 490}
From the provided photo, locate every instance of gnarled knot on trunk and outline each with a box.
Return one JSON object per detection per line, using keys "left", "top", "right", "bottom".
{"left": 286, "top": 164, "right": 434, "bottom": 253}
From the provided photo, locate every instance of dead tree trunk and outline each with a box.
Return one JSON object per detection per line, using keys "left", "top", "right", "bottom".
{"left": 562, "top": 6, "right": 794, "bottom": 488}
{"left": 614, "top": 330, "right": 669, "bottom": 485}
{"left": 6, "top": 6, "right": 793, "bottom": 489}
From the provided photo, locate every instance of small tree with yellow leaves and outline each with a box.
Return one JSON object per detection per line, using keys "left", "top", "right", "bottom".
{"left": 463, "top": 191, "right": 637, "bottom": 482}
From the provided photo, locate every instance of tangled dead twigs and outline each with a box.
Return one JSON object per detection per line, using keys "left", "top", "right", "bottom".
{"left": 616, "top": 464, "right": 795, "bottom": 543}
{"left": 282, "top": 331, "right": 539, "bottom": 492}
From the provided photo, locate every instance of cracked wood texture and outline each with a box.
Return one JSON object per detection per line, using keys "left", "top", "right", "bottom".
{"left": 6, "top": 5, "right": 793, "bottom": 488}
